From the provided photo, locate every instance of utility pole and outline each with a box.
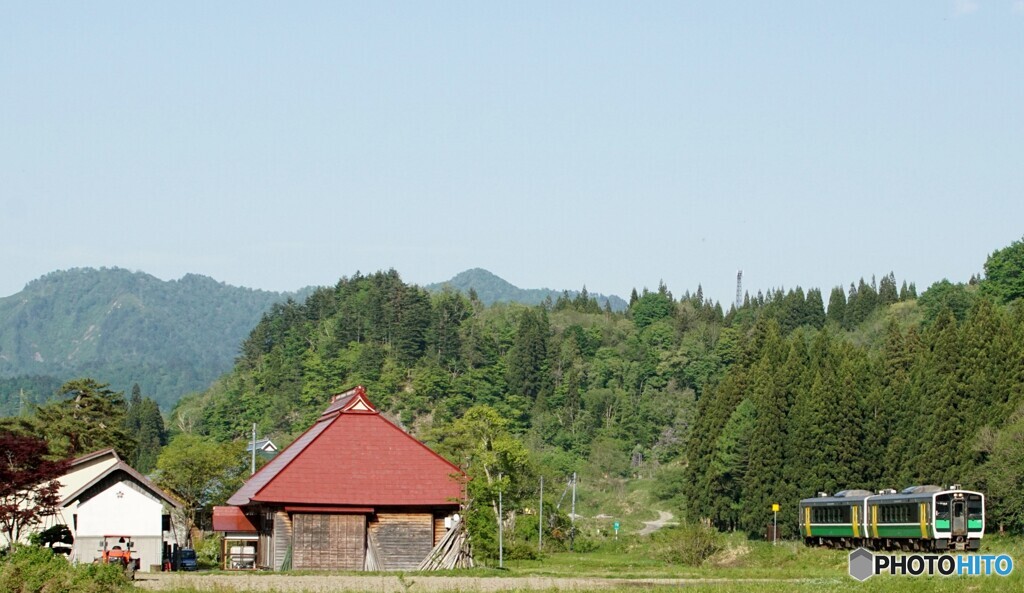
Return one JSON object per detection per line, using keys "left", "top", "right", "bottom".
{"left": 498, "top": 472, "right": 504, "bottom": 569}
{"left": 538, "top": 476, "right": 544, "bottom": 552}
{"left": 251, "top": 423, "right": 257, "bottom": 475}
{"left": 570, "top": 472, "right": 577, "bottom": 552}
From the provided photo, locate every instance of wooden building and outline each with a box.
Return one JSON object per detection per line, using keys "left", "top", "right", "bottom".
{"left": 225, "top": 386, "right": 465, "bottom": 571}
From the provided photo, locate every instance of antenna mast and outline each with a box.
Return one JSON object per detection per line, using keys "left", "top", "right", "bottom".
{"left": 735, "top": 270, "right": 743, "bottom": 309}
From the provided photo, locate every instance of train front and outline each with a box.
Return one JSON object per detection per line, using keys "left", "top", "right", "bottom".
{"left": 933, "top": 488, "right": 984, "bottom": 551}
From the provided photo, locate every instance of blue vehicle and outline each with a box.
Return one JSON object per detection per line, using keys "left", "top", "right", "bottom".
{"left": 179, "top": 548, "right": 198, "bottom": 571}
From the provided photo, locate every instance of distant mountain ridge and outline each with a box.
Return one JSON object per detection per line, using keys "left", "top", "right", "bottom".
{"left": 0, "top": 267, "right": 309, "bottom": 412}
{"left": 425, "top": 268, "right": 628, "bottom": 311}
{"left": 0, "top": 266, "right": 626, "bottom": 416}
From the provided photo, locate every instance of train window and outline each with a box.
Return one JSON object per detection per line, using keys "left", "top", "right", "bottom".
{"left": 936, "top": 497, "right": 950, "bottom": 520}
{"left": 954, "top": 504, "right": 964, "bottom": 518}
{"left": 968, "top": 496, "right": 983, "bottom": 520}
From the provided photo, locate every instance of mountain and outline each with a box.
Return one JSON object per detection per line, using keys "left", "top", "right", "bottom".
{"left": 0, "top": 268, "right": 309, "bottom": 412}
{"left": 425, "top": 268, "right": 628, "bottom": 311}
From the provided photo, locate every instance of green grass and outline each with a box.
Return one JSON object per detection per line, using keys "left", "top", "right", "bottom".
{"left": 142, "top": 534, "right": 1024, "bottom": 593}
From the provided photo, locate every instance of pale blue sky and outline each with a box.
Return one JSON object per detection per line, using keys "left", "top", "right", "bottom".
{"left": 3, "top": 2, "right": 1022, "bottom": 304}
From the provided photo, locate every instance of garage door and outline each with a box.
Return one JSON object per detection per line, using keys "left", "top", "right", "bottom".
{"left": 292, "top": 513, "right": 365, "bottom": 570}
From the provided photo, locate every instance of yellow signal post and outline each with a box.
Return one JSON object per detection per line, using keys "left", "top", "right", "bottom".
{"left": 771, "top": 504, "right": 780, "bottom": 544}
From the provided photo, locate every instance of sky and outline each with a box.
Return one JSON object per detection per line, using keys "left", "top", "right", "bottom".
{"left": 2, "top": 2, "right": 1023, "bottom": 305}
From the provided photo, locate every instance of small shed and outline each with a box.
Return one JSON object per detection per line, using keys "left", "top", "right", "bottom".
{"left": 212, "top": 506, "right": 258, "bottom": 569}
{"left": 225, "top": 386, "right": 465, "bottom": 571}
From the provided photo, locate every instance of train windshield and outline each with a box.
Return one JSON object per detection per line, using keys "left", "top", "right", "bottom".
{"left": 935, "top": 495, "right": 950, "bottom": 520}
{"left": 968, "top": 495, "right": 983, "bottom": 520}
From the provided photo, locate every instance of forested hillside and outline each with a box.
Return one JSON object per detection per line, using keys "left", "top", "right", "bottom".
{"left": 0, "top": 268, "right": 306, "bottom": 411}
{"left": 426, "top": 268, "right": 628, "bottom": 311}
{"left": 170, "top": 239, "right": 1024, "bottom": 536}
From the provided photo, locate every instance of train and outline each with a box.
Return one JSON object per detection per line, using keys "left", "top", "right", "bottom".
{"left": 799, "top": 485, "right": 984, "bottom": 551}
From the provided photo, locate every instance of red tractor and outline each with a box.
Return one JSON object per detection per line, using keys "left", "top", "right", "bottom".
{"left": 96, "top": 535, "right": 140, "bottom": 580}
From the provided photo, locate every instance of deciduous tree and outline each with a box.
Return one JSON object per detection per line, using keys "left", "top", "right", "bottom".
{"left": 0, "top": 432, "right": 69, "bottom": 544}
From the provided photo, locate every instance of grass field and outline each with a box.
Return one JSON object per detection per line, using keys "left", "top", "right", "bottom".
{"left": 141, "top": 533, "right": 1024, "bottom": 593}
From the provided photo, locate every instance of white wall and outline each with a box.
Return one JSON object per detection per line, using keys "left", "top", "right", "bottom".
{"left": 76, "top": 479, "right": 163, "bottom": 537}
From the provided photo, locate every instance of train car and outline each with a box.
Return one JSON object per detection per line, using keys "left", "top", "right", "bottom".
{"left": 799, "top": 485, "right": 984, "bottom": 551}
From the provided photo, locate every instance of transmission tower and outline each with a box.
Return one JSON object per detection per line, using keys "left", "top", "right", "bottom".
{"left": 735, "top": 270, "right": 743, "bottom": 310}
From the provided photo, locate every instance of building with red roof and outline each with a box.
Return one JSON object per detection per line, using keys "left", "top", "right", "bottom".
{"left": 223, "top": 386, "right": 465, "bottom": 571}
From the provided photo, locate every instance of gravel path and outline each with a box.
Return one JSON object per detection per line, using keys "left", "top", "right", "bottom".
{"left": 136, "top": 573, "right": 618, "bottom": 592}
{"left": 637, "top": 510, "right": 677, "bottom": 536}
{"left": 135, "top": 572, "right": 803, "bottom": 592}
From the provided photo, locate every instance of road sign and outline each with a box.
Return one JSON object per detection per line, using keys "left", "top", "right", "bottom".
{"left": 771, "top": 503, "right": 780, "bottom": 512}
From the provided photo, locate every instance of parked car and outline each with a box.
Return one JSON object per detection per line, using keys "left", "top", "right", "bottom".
{"left": 179, "top": 548, "right": 198, "bottom": 571}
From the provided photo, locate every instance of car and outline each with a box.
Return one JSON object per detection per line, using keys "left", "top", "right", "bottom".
{"left": 179, "top": 548, "right": 199, "bottom": 571}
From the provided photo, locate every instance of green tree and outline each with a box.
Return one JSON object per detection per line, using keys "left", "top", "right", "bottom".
{"left": 918, "top": 280, "right": 978, "bottom": 323}
{"left": 34, "top": 379, "right": 135, "bottom": 460}
{"left": 506, "top": 308, "right": 550, "bottom": 401}
{"left": 431, "top": 405, "right": 532, "bottom": 562}
{"left": 982, "top": 237, "right": 1024, "bottom": 303}
{"left": 977, "top": 406, "right": 1024, "bottom": 533}
{"left": 826, "top": 286, "right": 846, "bottom": 326}
{"left": 123, "top": 386, "right": 167, "bottom": 474}
{"left": 155, "top": 434, "right": 246, "bottom": 544}
{"left": 879, "top": 272, "right": 899, "bottom": 305}
{"left": 706, "top": 398, "right": 755, "bottom": 530}
{"left": 741, "top": 354, "right": 788, "bottom": 535}
{"left": 630, "top": 285, "right": 675, "bottom": 330}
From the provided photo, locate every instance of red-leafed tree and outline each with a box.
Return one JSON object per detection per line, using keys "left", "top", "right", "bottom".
{"left": 0, "top": 431, "right": 69, "bottom": 544}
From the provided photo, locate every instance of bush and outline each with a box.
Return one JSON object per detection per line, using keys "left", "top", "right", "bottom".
{"left": 649, "top": 523, "right": 724, "bottom": 567}
{"left": 505, "top": 541, "right": 539, "bottom": 560}
{"left": 194, "top": 533, "right": 223, "bottom": 569}
{"left": 0, "top": 545, "right": 130, "bottom": 593}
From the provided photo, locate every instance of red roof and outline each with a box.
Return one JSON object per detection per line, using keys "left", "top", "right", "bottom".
{"left": 213, "top": 506, "right": 257, "bottom": 532}
{"left": 228, "top": 386, "right": 464, "bottom": 508}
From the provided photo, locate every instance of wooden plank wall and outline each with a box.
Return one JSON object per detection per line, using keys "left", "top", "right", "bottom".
{"left": 292, "top": 514, "right": 365, "bottom": 571}
{"left": 368, "top": 513, "right": 433, "bottom": 570}
{"left": 273, "top": 511, "right": 292, "bottom": 571}
{"left": 434, "top": 514, "right": 447, "bottom": 546}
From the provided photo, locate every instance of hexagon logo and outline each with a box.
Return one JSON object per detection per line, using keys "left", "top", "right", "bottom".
{"left": 849, "top": 548, "right": 874, "bottom": 581}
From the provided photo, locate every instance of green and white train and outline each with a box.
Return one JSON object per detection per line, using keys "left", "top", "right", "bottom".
{"left": 799, "top": 485, "right": 984, "bottom": 551}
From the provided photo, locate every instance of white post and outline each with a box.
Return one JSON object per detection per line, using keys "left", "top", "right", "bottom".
{"left": 498, "top": 472, "right": 503, "bottom": 568}
{"left": 538, "top": 476, "right": 544, "bottom": 552}
{"left": 570, "top": 472, "right": 577, "bottom": 552}
{"left": 251, "top": 423, "right": 257, "bottom": 475}
{"left": 773, "top": 509, "right": 778, "bottom": 545}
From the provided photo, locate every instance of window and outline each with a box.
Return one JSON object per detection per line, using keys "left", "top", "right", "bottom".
{"left": 967, "top": 495, "right": 983, "bottom": 520}
{"left": 878, "top": 503, "right": 918, "bottom": 523}
{"left": 811, "top": 506, "right": 853, "bottom": 523}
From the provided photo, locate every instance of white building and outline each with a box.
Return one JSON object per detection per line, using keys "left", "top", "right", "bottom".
{"left": 51, "top": 449, "right": 182, "bottom": 572}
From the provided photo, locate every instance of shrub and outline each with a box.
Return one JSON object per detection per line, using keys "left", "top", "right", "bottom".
{"left": 649, "top": 523, "right": 724, "bottom": 567}
{"left": 194, "top": 533, "right": 223, "bottom": 569}
{"left": 0, "top": 544, "right": 130, "bottom": 593}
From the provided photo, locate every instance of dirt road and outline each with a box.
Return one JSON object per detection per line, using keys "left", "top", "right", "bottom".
{"left": 137, "top": 573, "right": 619, "bottom": 592}
{"left": 637, "top": 510, "right": 677, "bottom": 536}
{"left": 135, "top": 572, "right": 803, "bottom": 592}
